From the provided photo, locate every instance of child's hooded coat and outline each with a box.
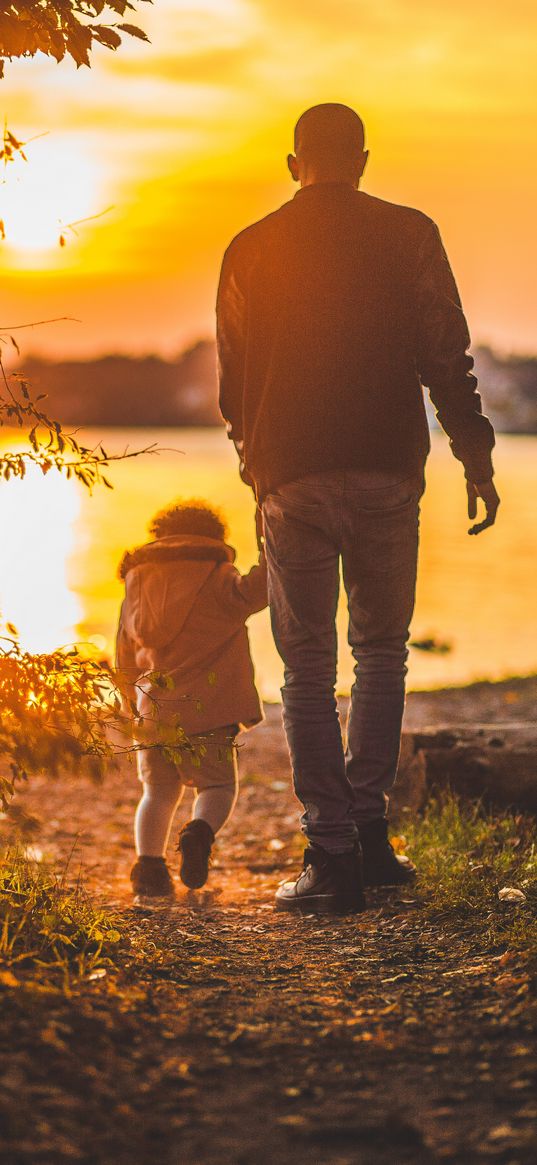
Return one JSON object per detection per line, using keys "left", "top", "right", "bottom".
{"left": 116, "top": 534, "right": 267, "bottom": 736}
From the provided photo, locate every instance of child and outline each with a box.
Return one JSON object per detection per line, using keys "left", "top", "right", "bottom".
{"left": 116, "top": 499, "right": 267, "bottom": 902}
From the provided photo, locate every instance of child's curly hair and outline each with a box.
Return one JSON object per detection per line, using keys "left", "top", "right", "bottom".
{"left": 148, "top": 499, "right": 228, "bottom": 542}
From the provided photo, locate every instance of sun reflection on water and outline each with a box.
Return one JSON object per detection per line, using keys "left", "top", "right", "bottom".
{"left": 0, "top": 460, "right": 81, "bottom": 653}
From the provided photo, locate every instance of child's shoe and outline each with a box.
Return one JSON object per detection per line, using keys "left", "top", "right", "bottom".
{"left": 130, "top": 856, "right": 175, "bottom": 903}
{"left": 177, "top": 819, "right": 214, "bottom": 889}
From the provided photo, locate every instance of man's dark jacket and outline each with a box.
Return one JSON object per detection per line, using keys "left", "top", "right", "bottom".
{"left": 216, "top": 183, "right": 494, "bottom": 502}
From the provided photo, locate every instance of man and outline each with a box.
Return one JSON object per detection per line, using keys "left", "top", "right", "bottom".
{"left": 216, "top": 103, "right": 498, "bottom": 915}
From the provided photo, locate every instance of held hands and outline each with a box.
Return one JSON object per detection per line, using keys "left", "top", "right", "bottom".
{"left": 467, "top": 479, "right": 500, "bottom": 535}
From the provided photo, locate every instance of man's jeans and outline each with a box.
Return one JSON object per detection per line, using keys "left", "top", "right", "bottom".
{"left": 262, "top": 470, "right": 422, "bottom": 854}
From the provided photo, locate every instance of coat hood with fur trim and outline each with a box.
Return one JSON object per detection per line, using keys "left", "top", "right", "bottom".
{"left": 118, "top": 535, "right": 235, "bottom": 651}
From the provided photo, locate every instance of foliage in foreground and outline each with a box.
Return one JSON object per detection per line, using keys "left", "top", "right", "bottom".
{"left": 0, "top": 632, "right": 196, "bottom": 809}
{"left": 0, "top": 637, "right": 121, "bottom": 808}
{"left": 402, "top": 794, "right": 537, "bottom": 954}
{"left": 0, "top": 342, "right": 156, "bottom": 488}
{"left": 0, "top": 851, "right": 123, "bottom": 982}
{"left": 0, "top": 1, "right": 150, "bottom": 78}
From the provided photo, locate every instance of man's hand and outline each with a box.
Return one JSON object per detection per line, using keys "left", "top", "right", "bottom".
{"left": 467, "top": 479, "right": 500, "bottom": 535}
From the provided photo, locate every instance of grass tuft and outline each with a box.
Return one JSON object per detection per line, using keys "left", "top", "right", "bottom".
{"left": 0, "top": 851, "right": 124, "bottom": 984}
{"left": 402, "top": 794, "right": 537, "bottom": 955}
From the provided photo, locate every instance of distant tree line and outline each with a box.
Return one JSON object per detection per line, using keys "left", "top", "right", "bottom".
{"left": 21, "top": 340, "right": 222, "bottom": 427}
{"left": 17, "top": 342, "right": 537, "bottom": 432}
{"left": 473, "top": 348, "right": 537, "bottom": 434}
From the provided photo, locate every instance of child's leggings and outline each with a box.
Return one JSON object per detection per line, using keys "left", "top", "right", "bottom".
{"left": 134, "top": 726, "right": 238, "bottom": 858}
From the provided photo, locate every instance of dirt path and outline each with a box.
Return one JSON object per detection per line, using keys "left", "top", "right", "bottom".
{"left": 1, "top": 679, "right": 536, "bottom": 1164}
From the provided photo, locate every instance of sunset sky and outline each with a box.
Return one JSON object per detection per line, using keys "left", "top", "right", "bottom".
{"left": 1, "top": 0, "right": 536, "bottom": 359}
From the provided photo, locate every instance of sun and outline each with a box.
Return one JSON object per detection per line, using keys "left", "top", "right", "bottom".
{"left": 0, "top": 132, "right": 102, "bottom": 265}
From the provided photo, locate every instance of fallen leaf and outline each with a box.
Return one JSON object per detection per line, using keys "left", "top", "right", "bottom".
{"left": 0, "top": 970, "right": 19, "bottom": 988}
{"left": 498, "top": 887, "right": 526, "bottom": 903}
{"left": 488, "top": 1123, "right": 514, "bottom": 1141}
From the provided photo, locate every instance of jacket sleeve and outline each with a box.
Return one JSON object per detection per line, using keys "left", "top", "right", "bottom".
{"left": 415, "top": 220, "right": 495, "bottom": 483}
{"left": 216, "top": 241, "right": 257, "bottom": 491}
{"left": 115, "top": 601, "right": 138, "bottom": 706}
{"left": 216, "top": 240, "right": 247, "bottom": 445}
{"left": 215, "top": 554, "right": 268, "bottom": 618}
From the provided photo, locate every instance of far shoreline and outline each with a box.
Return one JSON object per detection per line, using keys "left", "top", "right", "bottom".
{"left": 257, "top": 673, "right": 537, "bottom": 729}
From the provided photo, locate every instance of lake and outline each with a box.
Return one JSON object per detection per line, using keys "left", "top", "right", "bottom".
{"left": 0, "top": 429, "right": 535, "bottom": 699}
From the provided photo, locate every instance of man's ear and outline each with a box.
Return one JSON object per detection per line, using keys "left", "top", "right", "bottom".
{"left": 287, "top": 153, "right": 299, "bottom": 182}
{"left": 357, "top": 149, "right": 369, "bottom": 179}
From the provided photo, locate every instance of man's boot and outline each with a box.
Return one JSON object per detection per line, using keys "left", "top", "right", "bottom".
{"left": 275, "top": 844, "right": 366, "bottom": 914}
{"left": 358, "top": 818, "right": 417, "bottom": 887}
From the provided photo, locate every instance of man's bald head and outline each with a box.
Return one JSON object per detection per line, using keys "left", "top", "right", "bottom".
{"left": 288, "top": 103, "right": 368, "bottom": 187}
{"left": 294, "top": 103, "right": 365, "bottom": 159}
